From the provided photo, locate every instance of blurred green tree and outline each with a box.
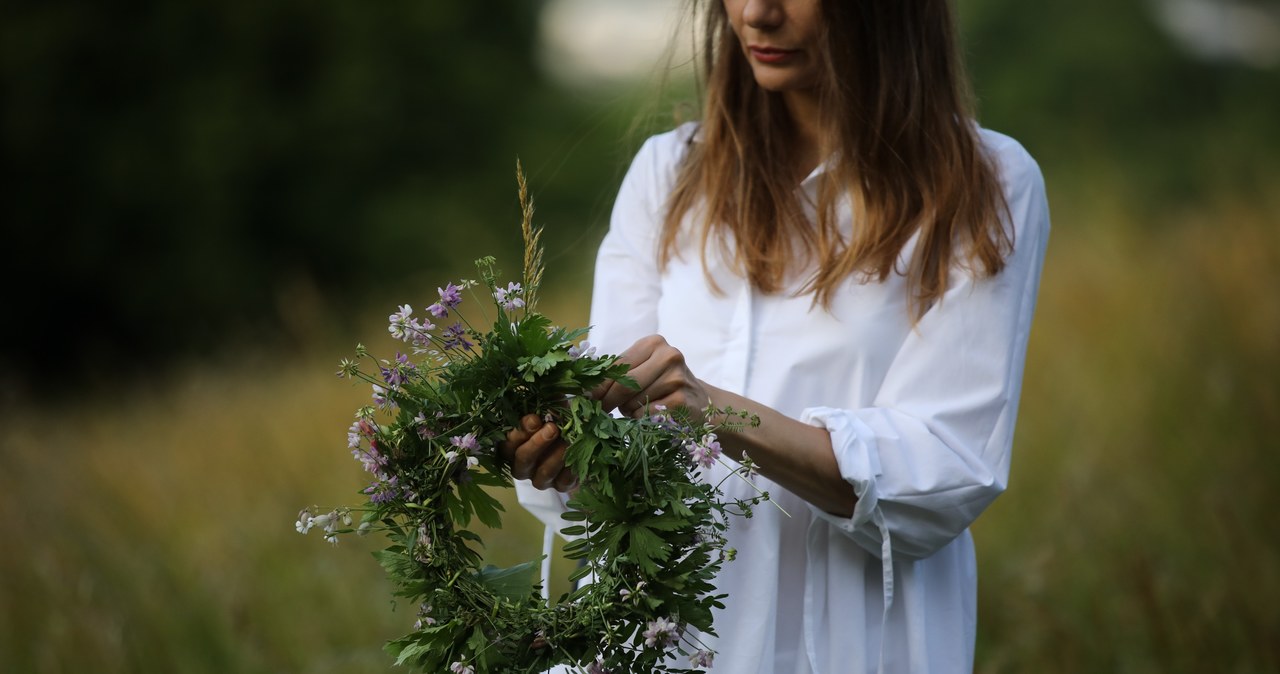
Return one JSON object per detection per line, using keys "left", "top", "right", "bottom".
{"left": 959, "top": 0, "right": 1280, "bottom": 203}
{"left": 1, "top": 0, "right": 634, "bottom": 394}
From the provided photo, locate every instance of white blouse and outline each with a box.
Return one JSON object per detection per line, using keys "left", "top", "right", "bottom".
{"left": 520, "top": 122, "right": 1050, "bottom": 674}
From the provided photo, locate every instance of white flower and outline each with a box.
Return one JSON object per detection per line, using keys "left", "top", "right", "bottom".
{"left": 295, "top": 508, "right": 313, "bottom": 534}
{"left": 449, "top": 662, "right": 474, "bottom": 674}
{"left": 642, "top": 616, "right": 678, "bottom": 648}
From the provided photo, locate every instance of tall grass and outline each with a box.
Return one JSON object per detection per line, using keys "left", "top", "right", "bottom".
{"left": 975, "top": 198, "right": 1280, "bottom": 673}
{"left": 2, "top": 202, "right": 1276, "bottom": 672}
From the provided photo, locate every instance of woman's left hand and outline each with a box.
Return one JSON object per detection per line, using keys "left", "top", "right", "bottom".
{"left": 590, "top": 335, "right": 712, "bottom": 423}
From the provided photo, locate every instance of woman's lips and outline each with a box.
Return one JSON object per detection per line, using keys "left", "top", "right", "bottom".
{"left": 749, "top": 46, "right": 799, "bottom": 64}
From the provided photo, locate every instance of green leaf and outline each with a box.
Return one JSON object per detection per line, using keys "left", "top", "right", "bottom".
{"left": 456, "top": 478, "right": 505, "bottom": 530}
{"left": 567, "top": 563, "right": 593, "bottom": 583}
{"left": 475, "top": 561, "right": 540, "bottom": 602}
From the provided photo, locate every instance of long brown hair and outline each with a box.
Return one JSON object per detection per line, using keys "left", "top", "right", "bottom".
{"left": 662, "top": 0, "right": 1012, "bottom": 318}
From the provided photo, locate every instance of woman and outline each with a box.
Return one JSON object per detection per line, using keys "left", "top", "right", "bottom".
{"left": 503, "top": 0, "right": 1049, "bottom": 671}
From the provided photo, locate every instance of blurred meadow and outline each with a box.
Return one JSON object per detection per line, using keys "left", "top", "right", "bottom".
{"left": 2, "top": 0, "right": 1278, "bottom": 672}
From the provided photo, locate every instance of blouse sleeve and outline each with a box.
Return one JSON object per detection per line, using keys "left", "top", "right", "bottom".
{"left": 585, "top": 128, "right": 690, "bottom": 355}
{"left": 801, "top": 138, "right": 1051, "bottom": 561}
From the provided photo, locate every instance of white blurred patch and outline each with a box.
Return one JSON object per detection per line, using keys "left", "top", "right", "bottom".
{"left": 1153, "top": 0, "right": 1280, "bottom": 67}
{"left": 538, "top": 0, "right": 694, "bottom": 87}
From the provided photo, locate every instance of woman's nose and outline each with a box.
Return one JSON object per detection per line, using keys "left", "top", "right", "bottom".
{"left": 742, "top": 0, "right": 785, "bottom": 30}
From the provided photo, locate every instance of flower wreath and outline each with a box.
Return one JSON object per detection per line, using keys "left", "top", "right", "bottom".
{"left": 298, "top": 168, "right": 767, "bottom": 674}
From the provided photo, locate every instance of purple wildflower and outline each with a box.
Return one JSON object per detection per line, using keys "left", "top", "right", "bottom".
{"left": 586, "top": 656, "right": 610, "bottom": 674}
{"left": 690, "top": 650, "right": 714, "bottom": 668}
{"left": 352, "top": 442, "right": 388, "bottom": 477}
{"left": 380, "top": 352, "right": 416, "bottom": 387}
{"left": 426, "top": 302, "right": 448, "bottom": 319}
{"left": 439, "top": 283, "right": 464, "bottom": 309}
{"left": 414, "top": 604, "right": 437, "bottom": 630}
{"left": 493, "top": 281, "right": 525, "bottom": 311}
{"left": 363, "top": 475, "right": 400, "bottom": 503}
{"left": 441, "top": 323, "right": 472, "bottom": 351}
{"left": 372, "top": 384, "right": 397, "bottom": 409}
{"left": 450, "top": 432, "right": 481, "bottom": 454}
{"left": 642, "top": 616, "right": 679, "bottom": 648}
{"left": 567, "top": 341, "right": 597, "bottom": 359}
{"left": 413, "top": 411, "right": 436, "bottom": 440}
{"left": 449, "top": 663, "right": 474, "bottom": 674}
{"left": 685, "top": 433, "right": 723, "bottom": 469}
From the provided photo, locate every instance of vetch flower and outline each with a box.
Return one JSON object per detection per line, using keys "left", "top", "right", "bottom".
{"left": 493, "top": 281, "right": 525, "bottom": 311}
{"left": 372, "top": 384, "right": 398, "bottom": 410}
{"left": 567, "top": 341, "right": 597, "bottom": 359}
{"left": 388, "top": 304, "right": 414, "bottom": 341}
{"left": 685, "top": 433, "right": 723, "bottom": 469}
{"left": 363, "top": 475, "right": 400, "bottom": 503}
{"left": 380, "top": 352, "right": 417, "bottom": 387}
{"left": 449, "top": 662, "right": 474, "bottom": 674}
{"left": 353, "top": 442, "right": 388, "bottom": 476}
{"left": 586, "top": 656, "right": 610, "bottom": 674}
{"left": 642, "top": 616, "right": 678, "bottom": 648}
{"left": 441, "top": 323, "right": 472, "bottom": 351}
{"left": 414, "top": 604, "right": 437, "bottom": 630}
{"left": 439, "top": 283, "right": 464, "bottom": 309}
{"left": 690, "top": 650, "right": 714, "bottom": 668}
{"left": 413, "top": 411, "right": 436, "bottom": 440}
{"left": 450, "top": 433, "right": 481, "bottom": 454}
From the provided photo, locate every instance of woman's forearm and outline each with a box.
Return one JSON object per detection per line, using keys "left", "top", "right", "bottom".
{"left": 703, "top": 383, "right": 856, "bottom": 518}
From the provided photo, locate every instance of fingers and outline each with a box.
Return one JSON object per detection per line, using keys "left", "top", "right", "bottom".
{"left": 530, "top": 442, "right": 568, "bottom": 490}
{"left": 512, "top": 421, "right": 562, "bottom": 481}
{"left": 498, "top": 413, "right": 543, "bottom": 464}
{"left": 552, "top": 467, "right": 578, "bottom": 492}
{"left": 593, "top": 335, "right": 688, "bottom": 414}
{"left": 499, "top": 413, "right": 576, "bottom": 491}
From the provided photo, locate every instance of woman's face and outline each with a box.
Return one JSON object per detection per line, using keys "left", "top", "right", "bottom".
{"left": 722, "top": 0, "right": 824, "bottom": 94}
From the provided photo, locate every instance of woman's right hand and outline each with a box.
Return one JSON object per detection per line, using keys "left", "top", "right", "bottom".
{"left": 498, "top": 413, "right": 577, "bottom": 492}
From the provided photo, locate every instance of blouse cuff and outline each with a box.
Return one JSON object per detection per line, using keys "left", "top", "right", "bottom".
{"left": 799, "top": 406, "right": 884, "bottom": 535}
{"left": 799, "top": 406, "right": 896, "bottom": 613}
